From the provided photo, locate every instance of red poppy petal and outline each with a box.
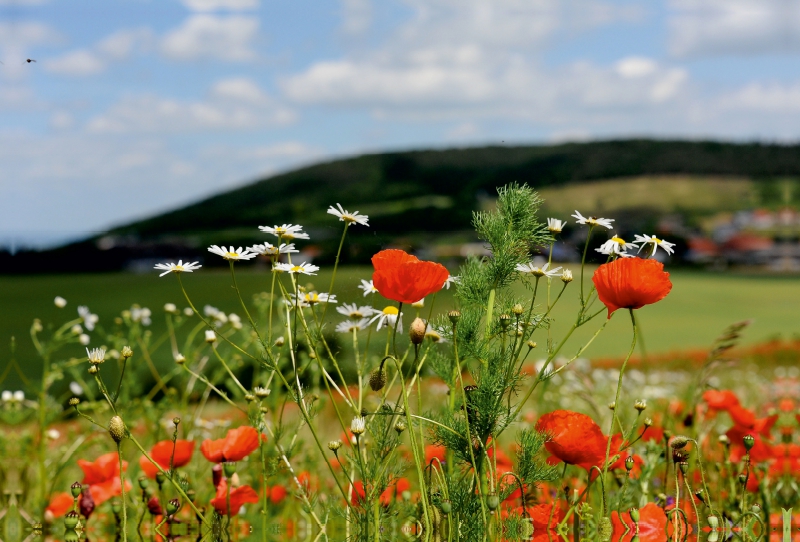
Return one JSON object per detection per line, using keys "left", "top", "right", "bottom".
{"left": 371, "top": 249, "right": 419, "bottom": 271}
{"left": 201, "top": 438, "right": 226, "bottom": 463}
{"left": 592, "top": 258, "right": 672, "bottom": 319}
{"left": 222, "top": 426, "right": 260, "bottom": 462}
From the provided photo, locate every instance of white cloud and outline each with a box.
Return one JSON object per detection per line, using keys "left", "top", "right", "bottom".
{"left": 86, "top": 78, "right": 294, "bottom": 133}
{"left": 341, "top": 0, "right": 373, "bottom": 35}
{"left": 180, "top": 0, "right": 259, "bottom": 11}
{"left": 445, "top": 122, "right": 480, "bottom": 140}
{"left": 669, "top": 0, "right": 800, "bottom": 57}
{"left": 96, "top": 28, "right": 154, "bottom": 59}
{"left": 615, "top": 56, "right": 658, "bottom": 78}
{"left": 50, "top": 111, "right": 74, "bottom": 130}
{"left": 719, "top": 82, "right": 800, "bottom": 112}
{"left": 161, "top": 15, "right": 259, "bottom": 61}
{"left": 43, "top": 49, "right": 106, "bottom": 76}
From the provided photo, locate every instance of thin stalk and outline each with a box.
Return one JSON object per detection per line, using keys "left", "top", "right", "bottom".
{"left": 117, "top": 443, "right": 128, "bottom": 542}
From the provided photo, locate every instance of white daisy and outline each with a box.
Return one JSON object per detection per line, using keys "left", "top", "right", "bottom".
{"left": 443, "top": 275, "right": 460, "bottom": 289}
{"left": 547, "top": 218, "right": 566, "bottom": 234}
{"left": 249, "top": 243, "right": 298, "bottom": 256}
{"left": 335, "top": 318, "right": 370, "bottom": 333}
{"left": 411, "top": 298, "right": 425, "bottom": 309}
{"left": 54, "top": 296, "right": 67, "bottom": 308}
{"left": 633, "top": 234, "right": 676, "bottom": 257}
{"left": 130, "top": 306, "right": 151, "bottom": 326}
{"left": 77, "top": 306, "right": 99, "bottom": 331}
{"left": 595, "top": 243, "right": 635, "bottom": 258}
{"left": 273, "top": 262, "right": 319, "bottom": 275}
{"left": 327, "top": 203, "right": 369, "bottom": 226}
{"left": 425, "top": 324, "right": 447, "bottom": 343}
{"left": 515, "top": 262, "right": 563, "bottom": 278}
{"left": 350, "top": 416, "right": 366, "bottom": 435}
{"left": 86, "top": 347, "right": 106, "bottom": 364}
{"left": 290, "top": 291, "right": 337, "bottom": 305}
{"left": 336, "top": 303, "right": 376, "bottom": 320}
{"left": 154, "top": 260, "right": 202, "bottom": 277}
{"left": 572, "top": 211, "right": 614, "bottom": 229}
{"left": 369, "top": 306, "right": 403, "bottom": 332}
{"left": 358, "top": 279, "right": 378, "bottom": 297}
{"left": 207, "top": 245, "right": 257, "bottom": 261}
{"left": 595, "top": 234, "right": 639, "bottom": 256}
{"left": 258, "top": 224, "right": 310, "bottom": 241}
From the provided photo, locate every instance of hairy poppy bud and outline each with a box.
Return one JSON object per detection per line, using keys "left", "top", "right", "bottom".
{"left": 742, "top": 434, "right": 755, "bottom": 451}
{"left": 70, "top": 481, "right": 82, "bottom": 498}
{"left": 561, "top": 269, "right": 573, "bottom": 283}
{"left": 670, "top": 436, "right": 690, "bottom": 449}
{"left": 108, "top": 416, "right": 126, "bottom": 443}
{"left": 369, "top": 368, "right": 387, "bottom": 391}
{"left": 64, "top": 511, "right": 79, "bottom": 529}
{"left": 409, "top": 318, "right": 426, "bottom": 344}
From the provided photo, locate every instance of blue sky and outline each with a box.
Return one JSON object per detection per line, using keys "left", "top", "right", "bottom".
{"left": 2, "top": 0, "right": 800, "bottom": 248}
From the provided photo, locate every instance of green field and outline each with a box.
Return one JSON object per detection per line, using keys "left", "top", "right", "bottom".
{"left": 2, "top": 266, "right": 799, "bottom": 387}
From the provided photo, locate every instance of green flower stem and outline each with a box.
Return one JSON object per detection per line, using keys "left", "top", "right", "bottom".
{"left": 229, "top": 261, "right": 267, "bottom": 350}
{"left": 320, "top": 223, "right": 349, "bottom": 323}
{"left": 484, "top": 288, "right": 496, "bottom": 338}
{"left": 179, "top": 365, "right": 247, "bottom": 413}
{"left": 579, "top": 225, "right": 596, "bottom": 306}
{"left": 117, "top": 443, "right": 128, "bottom": 542}
{"left": 210, "top": 344, "right": 247, "bottom": 394}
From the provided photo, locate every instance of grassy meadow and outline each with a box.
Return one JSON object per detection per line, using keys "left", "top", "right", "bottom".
{"left": 2, "top": 265, "right": 799, "bottom": 387}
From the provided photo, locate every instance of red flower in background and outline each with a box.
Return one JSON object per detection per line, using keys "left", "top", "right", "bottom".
{"left": 78, "top": 452, "right": 132, "bottom": 506}
{"left": 139, "top": 439, "right": 195, "bottom": 478}
{"left": 201, "top": 426, "right": 262, "bottom": 463}
{"left": 45, "top": 492, "right": 74, "bottom": 520}
{"left": 379, "top": 477, "right": 411, "bottom": 506}
{"left": 371, "top": 249, "right": 449, "bottom": 304}
{"left": 611, "top": 502, "right": 668, "bottom": 542}
{"left": 703, "top": 390, "right": 740, "bottom": 411}
{"left": 210, "top": 479, "right": 259, "bottom": 515}
{"left": 592, "top": 258, "right": 672, "bottom": 319}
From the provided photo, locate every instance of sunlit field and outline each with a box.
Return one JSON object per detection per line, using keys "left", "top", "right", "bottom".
{"left": 4, "top": 185, "right": 799, "bottom": 542}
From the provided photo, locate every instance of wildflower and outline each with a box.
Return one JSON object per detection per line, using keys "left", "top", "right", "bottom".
{"left": 561, "top": 269, "right": 573, "bottom": 283}
{"left": 425, "top": 323, "right": 446, "bottom": 343}
{"left": 78, "top": 452, "right": 132, "bottom": 506}
{"left": 291, "top": 291, "right": 337, "bottom": 305}
{"left": 254, "top": 387, "right": 270, "bottom": 398}
{"left": 258, "top": 224, "right": 309, "bottom": 241}
{"left": 411, "top": 298, "right": 425, "bottom": 309}
{"left": 611, "top": 502, "right": 667, "bottom": 542}
{"left": 370, "top": 306, "right": 403, "bottom": 332}
{"left": 45, "top": 492, "right": 74, "bottom": 520}
{"left": 516, "top": 261, "right": 562, "bottom": 278}
{"left": 54, "top": 296, "right": 67, "bottom": 308}
{"left": 249, "top": 242, "right": 298, "bottom": 256}
{"left": 592, "top": 257, "right": 672, "bottom": 318}
{"left": 409, "top": 317, "right": 426, "bottom": 344}
{"left": 358, "top": 279, "right": 378, "bottom": 296}
{"left": 371, "top": 249, "right": 449, "bottom": 304}
{"left": 139, "top": 440, "right": 195, "bottom": 479}
{"left": 327, "top": 203, "right": 369, "bottom": 226}
{"left": 595, "top": 234, "right": 639, "bottom": 256}
{"left": 228, "top": 313, "right": 242, "bottom": 329}
{"left": 572, "top": 210, "right": 614, "bottom": 229}
{"left": 205, "top": 330, "right": 216, "bottom": 343}
{"left": 69, "top": 381, "right": 84, "bottom": 396}
{"left": 86, "top": 348, "right": 106, "bottom": 364}
{"left": 547, "top": 218, "right": 566, "bottom": 233}
{"left": 174, "top": 352, "right": 186, "bottom": 364}
{"left": 183, "top": 307, "right": 193, "bottom": 317}
{"left": 70, "top": 324, "right": 82, "bottom": 335}
{"left": 130, "top": 306, "right": 151, "bottom": 326}
{"left": 336, "top": 303, "right": 376, "bottom": 320}
{"left": 207, "top": 245, "right": 257, "bottom": 261}
{"left": 273, "top": 262, "right": 319, "bottom": 275}
{"left": 77, "top": 306, "right": 98, "bottom": 331}
{"left": 535, "top": 410, "right": 609, "bottom": 472}
{"left": 153, "top": 260, "right": 202, "bottom": 277}
{"left": 350, "top": 416, "right": 366, "bottom": 435}
{"left": 335, "top": 319, "right": 370, "bottom": 333}
{"left": 210, "top": 479, "right": 259, "bottom": 515}
{"left": 201, "top": 426, "right": 262, "bottom": 463}
{"left": 164, "top": 303, "right": 177, "bottom": 313}
{"left": 443, "top": 275, "right": 460, "bottom": 289}
{"left": 634, "top": 234, "right": 676, "bottom": 257}
{"left": 79, "top": 334, "right": 91, "bottom": 345}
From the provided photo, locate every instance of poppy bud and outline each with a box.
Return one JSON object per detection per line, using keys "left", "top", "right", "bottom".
{"left": 108, "top": 415, "right": 126, "bottom": 443}
{"left": 440, "top": 500, "right": 452, "bottom": 515}
{"left": 695, "top": 489, "right": 706, "bottom": 503}
{"left": 625, "top": 456, "right": 635, "bottom": 471}
{"left": 223, "top": 462, "right": 237, "bottom": 477}
{"left": 487, "top": 494, "right": 499, "bottom": 511}
{"left": 80, "top": 487, "right": 95, "bottom": 518}
{"left": 742, "top": 434, "right": 755, "bottom": 451}
{"left": 670, "top": 436, "right": 690, "bottom": 449}
{"left": 111, "top": 499, "right": 122, "bottom": 514}
{"left": 64, "top": 531, "right": 80, "bottom": 542}
{"left": 448, "top": 310, "right": 461, "bottom": 325}
{"left": 167, "top": 499, "right": 180, "bottom": 515}
{"left": 64, "top": 511, "right": 79, "bottom": 529}
{"left": 499, "top": 314, "right": 511, "bottom": 330}
{"left": 70, "top": 481, "right": 82, "bottom": 498}
{"left": 678, "top": 461, "right": 689, "bottom": 475}
{"left": 409, "top": 318, "right": 426, "bottom": 344}
{"left": 738, "top": 473, "right": 747, "bottom": 485}
{"left": 630, "top": 508, "right": 640, "bottom": 523}
{"left": 156, "top": 471, "right": 166, "bottom": 486}
{"left": 369, "top": 368, "right": 387, "bottom": 392}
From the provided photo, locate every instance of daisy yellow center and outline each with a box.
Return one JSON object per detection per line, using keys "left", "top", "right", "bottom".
{"left": 226, "top": 252, "right": 239, "bottom": 258}
{"left": 652, "top": 237, "right": 662, "bottom": 243}
{"left": 611, "top": 236, "right": 625, "bottom": 245}
{"left": 291, "top": 265, "right": 303, "bottom": 272}
{"left": 382, "top": 306, "right": 399, "bottom": 316}
{"left": 175, "top": 265, "right": 184, "bottom": 271}
{"left": 351, "top": 311, "right": 363, "bottom": 318}
{"left": 275, "top": 228, "right": 286, "bottom": 235}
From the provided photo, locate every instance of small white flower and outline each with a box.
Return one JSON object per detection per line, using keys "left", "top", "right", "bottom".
{"left": 350, "top": 416, "right": 366, "bottom": 435}
{"left": 228, "top": 313, "right": 242, "bottom": 329}
{"left": 71, "top": 324, "right": 83, "bottom": 335}
{"left": 633, "top": 234, "right": 676, "bottom": 257}
{"left": 164, "top": 303, "right": 177, "bottom": 314}
{"left": 327, "top": 203, "right": 369, "bottom": 226}
{"left": 249, "top": 243, "right": 298, "bottom": 256}
{"left": 335, "top": 318, "right": 370, "bottom": 333}
{"left": 547, "top": 218, "right": 566, "bottom": 234}
{"left": 79, "top": 334, "right": 91, "bottom": 346}
{"left": 175, "top": 353, "right": 186, "bottom": 364}
{"left": 258, "top": 224, "right": 310, "bottom": 241}
{"left": 184, "top": 307, "right": 194, "bottom": 317}
{"left": 595, "top": 234, "right": 638, "bottom": 256}
{"left": 12, "top": 390, "right": 24, "bottom": 402}
{"left": 336, "top": 303, "right": 376, "bottom": 320}
{"left": 154, "top": 260, "right": 202, "bottom": 277}
{"left": 572, "top": 211, "right": 614, "bottom": 229}
{"left": 77, "top": 306, "right": 99, "bottom": 331}
{"left": 204, "top": 305, "right": 221, "bottom": 318}
{"left": 131, "top": 306, "right": 151, "bottom": 326}
{"left": 86, "top": 347, "right": 105, "bottom": 364}
{"left": 516, "top": 261, "right": 562, "bottom": 278}
{"left": 69, "top": 381, "right": 84, "bottom": 396}
{"left": 273, "top": 262, "right": 319, "bottom": 275}
{"left": 443, "top": 275, "right": 460, "bottom": 289}
{"left": 54, "top": 296, "right": 67, "bottom": 308}
{"left": 205, "top": 330, "right": 217, "bottom": 343}
{"left": 291, "top": 291, "right": 336, "bottom": 305}
{"left": 208, "top": 245, "right": 257, "bottom": 261}
{"left": 370, "top": 306, "right": 403, "bottom": 332}
{"left": 358, "top": 279, "right": 378, "bottom": 297}
{"left": 1, "top": 391, "right": 11, "bottom": 401}
{"left": 47, "top": 428, "right": 61, "bottom": 440}
{"left": 411, "top": 298, "right": 425, "bottom": 309}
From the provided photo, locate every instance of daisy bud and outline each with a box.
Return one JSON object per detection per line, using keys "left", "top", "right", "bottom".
{"left": 634, "top": 399, "right": 647, "bottom": 412}
{"left": 561, "top": 270, "right": 573, "bottom": 283}
{"left": 71, "top": 481, "right": 82, "bottom": 498}
{"left": 163, "top": 303, "right": 177, "bottom": 314}
{"left": 369, "top": 368, "right": 387, "bottom": 392}
{"left": 121, "top": 346, "right": 133, "bottom": 358}
{"left": 245, "top": 394, "right": 256, "bottom": 402}
{"left": 138, "top": 476, "right": 148, "bottom": 490}
{"left": 718, "top": 434, "right": 730, "bottom": 446}
{"left": 670, "top": 436, "right": 690, "bottom": 449}
{"left": 448, "top": 310, "right": 461, "bottom": 325}
{"left": 309, "top": 350, "right": 316, "bottom": 359}
{"left": 32, "top": 319, "right": 43, "bottom": 333}
{"left": 88, "top": 365, "right": 99, "bottom": 375}
{"left": 395, "top": 421, "right": 406, "bottom": 434}
{"left": 173, "top": 417, "right": 181, "bottom": 426}
{"left": 274, "top": 336, "right": 285, "bottom": 347}
{"left": 527, "top": 341, "right": 537, "bottom": 349}
{"left": 54, "top": 296, "right": 67, "bottom": 308}
{"left": 351, "top": 416, "right": 366, "bottom": 435}
{"left": 742, "top": 434, "right": 755, "bottom": 451}
{"left": 79, "top": 334, "right": 91, "bottom": 346}
{"left": 409, "top": 318, "right": 426, "bottom": 345}
{"left": 512, "top": 304, "right": 524, "bottom": 316}
{"left": 69, "top": 397, "right": 80, "bottom": 407}
{"left": 205, "top": 330, "right": 216, "bottom": 343}
{"left": 608, "top": 402, "right": 616, "bottom": 411}
{"left": 643, "top": 417, "right": 653, "bottom": 427}
{"left": 174, "top": 353, "right": 186, "bottom": 364}
{"left": 254, "top": 387, "right": 271, "bottom": 399}
{"left": 328, "top": 440, "right": 342, "bottom": 452}
{"left": 108, "top": 415, "right": 126, "bottom": 443}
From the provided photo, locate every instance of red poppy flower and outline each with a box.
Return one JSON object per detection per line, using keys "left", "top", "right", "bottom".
{"left": 611, "top": 502, "right": 668, "bottom": 542}
{"left": 703, "top": 390, "right": 740, "bottom": 410}
{"left": 78, "top": 452, "right": 132, "bottom": 506}
{"left": 201, "top": 426, "right": 262, "bottom": 463}
{"left": 210, "top": 479, "right": 260, "bottom": 515}
{"left": 268, "top": 484, "right": 288, "bottom": 505}
{"left": 725, "top": 426, "right": 773, "bottom": 463}
{"left": 139, "top": 439, "right": 195, "bottom": 479}
{"left": 536, "top": 410, "right": 608, "bottom": 471}
{"left": 371, "top": 249, "right": 449, "bottom": 304}
{"left": 45, "top": 492, "right": 74, "bottom": 520}
{"left": 350, "top": 481, "right": 367, "bottom": 506}
{"left": 425, "top": 444, "right": 447, "bottom": 464}
{"left": 379, "top": 477, "right": 411, "bottom": 506}
{"left": 592, "top": 258, "right": 672, "bottom": 319}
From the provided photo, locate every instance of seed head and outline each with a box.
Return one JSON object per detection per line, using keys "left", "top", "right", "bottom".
{"left": 167, "top": 499, "right": 180, "bottom": 515}
{"left": 742, "top": 434, "right": 755, "bottom": 451}
{"left": 223, "top": 462, "right": 237, "bottom": 477}
{"left": 448, "top": 310, "right": 461, "bottom": 325}
{"left": 108, "top": 415, "right": 126, "bottom": 443}
{"left": 670, "top": 436, "right": 690, "bottom": 449}
{"left": 409, "top": 318, "right": 426, "bottom": 345}
{"left": 625, "top": 456, "right": 635, "bottom": 471}
{"left": 71, "top": 481, "right": 82, "bottom": 498}
{"left": 69, "top": 397, "right": 80, "bottom": 407}
{"left": 369, "top": 368, "right": 387, "bottom": 391}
